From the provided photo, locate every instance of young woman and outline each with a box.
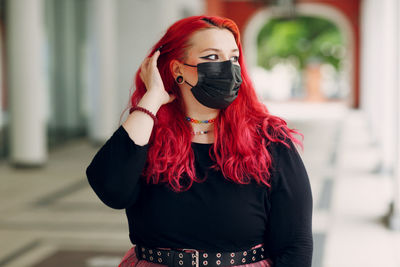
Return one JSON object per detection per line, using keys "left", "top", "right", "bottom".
{"left": 86, "top": 15, "right": 313, "bottom": 267}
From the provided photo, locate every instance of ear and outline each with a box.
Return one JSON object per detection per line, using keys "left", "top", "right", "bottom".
{"left": 170, "top": 59, "right": 184, "bottom": 79}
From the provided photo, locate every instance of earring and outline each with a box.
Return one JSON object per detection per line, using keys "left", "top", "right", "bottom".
{"left": 176, "top": 76, "right": 184, "bottom": 84}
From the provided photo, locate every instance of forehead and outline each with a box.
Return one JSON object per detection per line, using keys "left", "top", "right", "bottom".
{"left": 187, "top": 28, "right": 238, "bottom": 53}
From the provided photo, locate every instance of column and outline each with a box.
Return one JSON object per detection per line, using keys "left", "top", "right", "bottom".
{"left": 7, "top": 0, "right": 47, "bottom": 166}
{"left": 0, "top": 21, "right": 3, "bottom": 129}
{"left": 389, "top": 0, "right": 400, "bottom": 231}
{"left": 87, "top": 0, "right": 118, "bottom": 141}
{"left": 47, "top": 0, "right": 84, "bottom": 135}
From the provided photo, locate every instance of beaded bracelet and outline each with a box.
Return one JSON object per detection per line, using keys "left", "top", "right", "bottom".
{"left": 130, "top": 106, "right": 158, "bottom": 124}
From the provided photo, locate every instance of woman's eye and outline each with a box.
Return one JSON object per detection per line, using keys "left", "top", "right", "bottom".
{"left": 200, "top": 54, "right": 239, "bottom": 62}
{"left": 230, "top": 56, "right": 239, "bottom": 62}
{"left": 201, "top": 54, "right": 218, "bottom": 60}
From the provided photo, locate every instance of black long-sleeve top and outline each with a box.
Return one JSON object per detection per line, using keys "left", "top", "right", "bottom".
{"left": 86, "top": 125, "right": 313, "bottom": 267}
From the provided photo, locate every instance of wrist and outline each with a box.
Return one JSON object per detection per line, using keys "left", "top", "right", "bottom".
{"left": 139, "top": 92, "right": 163, "bottom": 113}
{"left": 130, "top": 106, "right": 158, "bottom": 124}
{"left": 144, "top": 91, "right": 164, "bottom": 106}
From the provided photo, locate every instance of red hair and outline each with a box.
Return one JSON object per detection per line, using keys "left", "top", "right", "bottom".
{"left": 124, "top": 15, "right": 303, "bottom": 192}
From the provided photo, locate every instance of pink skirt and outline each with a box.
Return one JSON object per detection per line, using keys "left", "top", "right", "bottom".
{"left": 118, "top": 243, "right": 273, "bottom": 267}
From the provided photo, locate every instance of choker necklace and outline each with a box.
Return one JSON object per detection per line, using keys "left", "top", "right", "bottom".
{"left": 192, "top": 129, "right": 213, "bottom": 135}
{"left": 186, "top": 116, "right": 216, "bottom": 124}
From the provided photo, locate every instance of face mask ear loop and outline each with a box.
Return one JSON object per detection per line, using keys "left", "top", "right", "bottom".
{"left": 182, "top": 63, "right": 197, "bottom": 87}
{"left": 184, "top": 80, "right": 195, "bottom": 87}
{"left": 183, "top": 63, "right": 197, "bottom": 68}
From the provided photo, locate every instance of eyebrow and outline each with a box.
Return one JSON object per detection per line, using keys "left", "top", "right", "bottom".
{"left": 200, "top": 48, "right": 239, "bottom": 53}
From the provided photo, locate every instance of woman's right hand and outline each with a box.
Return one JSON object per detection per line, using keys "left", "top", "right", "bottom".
{"left": 139, "top": 50, "right": 176, "bottom": 106}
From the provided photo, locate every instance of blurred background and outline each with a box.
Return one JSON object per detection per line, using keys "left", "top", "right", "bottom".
{"left": 0, "top": 0, "right": 399, "bottom": 266}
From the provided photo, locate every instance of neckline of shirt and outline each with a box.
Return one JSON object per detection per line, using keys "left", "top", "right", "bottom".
{"left": 191, "top": 142, "right": 214, "bottom": 145}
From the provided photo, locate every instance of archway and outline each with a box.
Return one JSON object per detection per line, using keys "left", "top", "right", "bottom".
{"left": 243, "top": 3, "right": 355, "bottom": 106}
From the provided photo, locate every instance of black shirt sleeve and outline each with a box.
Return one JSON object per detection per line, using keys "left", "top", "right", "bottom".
{"left": 265, "top": 139, "right": 313, "bottom": 267}
{"left": 85, "top": 125, "right": 149, "bottom": 209}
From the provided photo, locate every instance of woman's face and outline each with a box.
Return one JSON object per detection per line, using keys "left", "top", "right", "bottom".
{"left": 182, "top": 27, "right": 240, "bottom": 86}
{"left": 171, "top": 27, "right": 240, "bottom": 112}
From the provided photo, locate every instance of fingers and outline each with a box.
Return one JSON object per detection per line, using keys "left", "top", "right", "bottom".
{"left": 150, "top": 50, "right": 160, "bottom": 68}
{"left": 140, "top": 50, "right": 159, "bottom": 81}
{"left": 141, "top": 57, "right": 150, "bottom": 72}
{"left": 139, "top": 50, "right": 162, "bottom": 92}
{"left": 139, "top": 57, "right": 150, "bottom": 83}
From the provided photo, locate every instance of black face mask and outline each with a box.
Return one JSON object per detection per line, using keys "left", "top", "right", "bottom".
{"left": 184, "top": 60, "right": 242, "bottom": 109}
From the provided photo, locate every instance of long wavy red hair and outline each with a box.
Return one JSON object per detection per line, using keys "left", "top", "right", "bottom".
{"left": 123, "top": 15, "right": 303, "bottom": 192}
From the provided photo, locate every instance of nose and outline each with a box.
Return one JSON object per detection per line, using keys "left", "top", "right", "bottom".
{"left": 220, "top": 53, "right": 230, "bottom": 62}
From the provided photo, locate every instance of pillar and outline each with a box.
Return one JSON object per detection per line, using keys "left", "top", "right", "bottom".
{"left": 0, "top": 20, "right": 3, "bottom": 128}
{"left": 7, "top": 0, "right": 47, "bottom": 166}
{"left": 389, "top": 0, "right": 400, "bottom": 231}
{"left": 87, "top": 0, "right": 118, "bottom": 140}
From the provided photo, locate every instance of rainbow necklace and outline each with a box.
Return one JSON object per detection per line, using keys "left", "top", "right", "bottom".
{"left": 186, "top": 116, "right": 216, "bottom": 124}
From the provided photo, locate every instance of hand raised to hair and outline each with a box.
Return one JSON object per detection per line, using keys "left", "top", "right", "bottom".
{"left": 139, "top": 50, "right": 176, "bottom": 106}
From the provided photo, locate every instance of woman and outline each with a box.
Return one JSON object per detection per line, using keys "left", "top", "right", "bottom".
{"left": 86, "top": 15, "right": 313, "bottom": 267}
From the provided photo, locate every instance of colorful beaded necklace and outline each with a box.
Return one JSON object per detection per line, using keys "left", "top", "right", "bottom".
{"left": 186, "top": 116, "right": 216, "bottom": 124}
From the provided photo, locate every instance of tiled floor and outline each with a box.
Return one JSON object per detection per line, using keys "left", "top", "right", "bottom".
{"left": 1, "top": 102, "right": 399, "bottom": 267}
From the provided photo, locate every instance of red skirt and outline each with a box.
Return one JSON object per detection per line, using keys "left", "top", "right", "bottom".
{"left": 119, "top": 243, "right": 273, "bottom": 267}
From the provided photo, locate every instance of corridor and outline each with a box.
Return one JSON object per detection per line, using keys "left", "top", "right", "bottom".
{"left": 1, "top": 102, "right": 399, "bottom": 267}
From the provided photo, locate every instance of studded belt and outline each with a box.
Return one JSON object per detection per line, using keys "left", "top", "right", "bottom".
{"left": 135, "top": 243, "right": 268, "bottom": 267}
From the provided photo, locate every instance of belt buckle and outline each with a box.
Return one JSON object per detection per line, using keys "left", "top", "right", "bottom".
{"left": 182, "top": 248, "right": 199, "bottom": 267}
